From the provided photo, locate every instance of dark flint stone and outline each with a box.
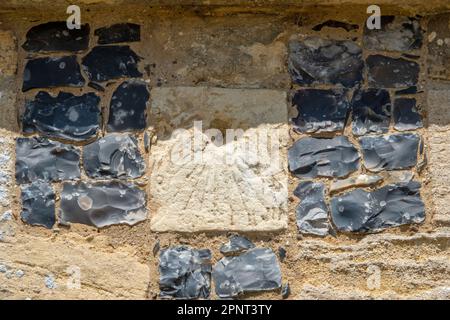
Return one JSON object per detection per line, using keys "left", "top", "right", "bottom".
{"left": 292, "top": 89, "right": 349, "bottom": 133}
{"left": 83, "top": 134, "right": 146, "bottom": 179}
{"left": 22, "top": 91, "right": 101, "bottom": 142}
{"left": 281, "top": 283, "right": 291, "bottom": 299}
{"left": 22, "top": 56, "right": 85, "bottom": 92}
{"left": 107, "top": 81, "right": 149, "bottom": 132}
{"left": 419, "top": 138, "right": 424, "bottom": 155}
{"left": 359, "top": 133, "right": 419, "bottom": 172}
{"left": 288, "top": 136, "right": 360, "bottom": 178}
{"left": 144, "top": 132, "right": 150, "bottom": 153}
{"left": 395, "top": 86, "right": 419, "bottom": 95}
{"left": 22, "top": 21, "right": 90, "bottom": 52}
{"left": 294, "top": 181, "right": 329, "bottom": 237}
{"left": 417, "top": 152, "right": 427, "bottom": 174}
{"left": 20, "top": 181, "right": 55, "bottom": 229}
{"left": 81, "top": 45, "right": 142, "bottom": 82}
{"left": 88, "top": 82, "right": 105, "bottom": 92}
{"left": 59, "top": 181, "right": 147, "bottom": 228}
{"left": 15, "top": 137, "right": 80, "bottom": 184}
{"left": 278, "top": 247, "right": 287, "bottom": 262}
{"left": 220, "top": 235, "right": 255, "bottom": 255}
{"left": 393, "top": 98, "right": 423, "bottom": 131}
{"left": 367, "top": 55, "right": 419, "bottom": 88}
{"left": 312, "top": 20, "right": 359, "bottom": 32}
{"left": 351, "top": 89, "right": 391, "bottom": 136}
{"left": 330, "top": 181, "right": 425, "bottom": 233}
{"left": 95, "top": 23, "right": 140, "bottom": 44}
{"left": 213, "top": 247, "right": 282, "bottom": 298}
{"left": 402, "top": 53, "right": 420, "bottom": 60}
{"left": 363, "top": 16, "right": 423, "bottom": 52}
{"left": 159, "top": 246, "right": 212, "bottom": 299}
{"left": 153, "top": 240, "right": 160, "bottom": 257}
{"left": 288, "top": 37, "right": 363, "bottom": 87}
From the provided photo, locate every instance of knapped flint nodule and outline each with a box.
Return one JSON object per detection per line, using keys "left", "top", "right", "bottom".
{"left": 22, "top": 56, "right": 85, "bottom": 92}
{"left": 288, "top": 136, "right": 360, "bottom": 178}
{"left": 330, "top": 181, "right": 425, "bottom": 233}
{"left": 159, "top": 246, "right": 212, "bottom": 299}
{"left": 59, "top": 181, "right": 147, "bottom": 228}
{"left": 212, "top": 248, "right": 282, "bottom": 298}
{"left": 292, "top": 89, "right": 350, "bottom": 133}
{"left": 20, "top": 181, "right": 55, "bottom": 229}
{"left": 83, "top": 134, "right": 146, "bottom": 179}
{"left": 23, "top": 91, "right": 101, "bottom": 142}
{"left": 15, "top": 137, "right": 80, "bottom": 184}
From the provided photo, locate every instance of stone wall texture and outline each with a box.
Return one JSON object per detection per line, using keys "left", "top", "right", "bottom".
{"left": 1, "top": 2, "right": 450, "bottom": 300}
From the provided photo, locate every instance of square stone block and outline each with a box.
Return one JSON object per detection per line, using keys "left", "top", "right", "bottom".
{"left": 0, "top": 31, "right": 18, "bottom": 132}
{"left": 428, "top": 13, "right": 450, "bottom": 80}
{"left": 428, "top": 85, "right": 450, "bottom": 222}
{"left": 142, "top": 15, "right": 289, "bottom": 88}
{"left": 149, "top": 87, "right": 288, "bottom": 232}
{"left": 0, "top": 30, "right": 17, "bottom": 77}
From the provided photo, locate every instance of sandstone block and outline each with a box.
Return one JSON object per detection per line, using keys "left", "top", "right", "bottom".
{"left": 149, "top": 87, "right": 288, "bottom": 232}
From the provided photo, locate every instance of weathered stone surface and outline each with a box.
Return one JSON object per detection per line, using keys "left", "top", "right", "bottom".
{"left": 149, "top": 87, "right": 288, "bottom": 232}
{"left": 22, "top": 21, "right": 90, "bottom": 52}
{"left": 359, "top": 133, "right": 420, "bottom": 172}
{"left": 212, "top": 247, "right": 282, "bottom": 298}
{"left": 428, "top": 86, "right": 450, "bottom": 226}
{"left": 22, "top": 56, "right": 85, "bottom": 92}
{"left": 60, "top": 181, "right": 147, "bottom": 228}
{"left": 367, "top": 55, "right": 419, "bottom": 88}
{"left": 15, "top": 137, "right": 80, "bottom": 184}
{"left": 393, "top": 98, "right": 423, "bottom": 131}
{"left": 0, "top": 30, "right": 17, "bottom": 77}
{"left": 288, "top": 136, "right": 360, "bottom": 178}
{"left": 363, "top": 16, "right": 423, "bottom": 52}
{"left": 2, "top": 6, "right": 447, "bottom": 301}
{"left": 143, "top": 15, "right": 288, "bottom": 88}
{"left": 20, "top": 181, "right": 55, "bottom": 229}
{"left": 330, "top": 174, "right": 382, "bottom": 193}
{"left": 330, "top": 181, "right": 425, "bottom": 233}
{"left": 291, "top": 89, "right": 349, "bottom": 133}
{"left": 427, "top": 13, "right": 450, "bottom": 80}
{"left": 81, "top": 45, "right": 142, "bottom": 82}
{"left": 0, "top": 232, "right": 150, "bottom": 299}
{"left": 83, "top": 134, "right": 145, "bottom": 179}
{"left": 0, "top": 136, "right": 13, "bottom": 208}
{"left": 107, "top": 81, "right": 149, "bottom": 132}
{"left": 1, "top": 0, "right": 449, "bottom": 10}
{"left": 95, "top": 23, "right": 140, "bottom": 44}
{"left": 159, "top": 246, "right": 212, "bottom": 299}
{"left": 22, "top": 91, "right": 101, "bottom": 142}
{"left": 0, "top": 31, "right": 18, "bottom": 132}
{"left": 298, "top": 284, "right": 450, "bottom": 300}
{"left": 288, "top": 37, "right": 363, "bottom": 87}
{"left": 295, "top": 231, "right": 450, "bottom": 299}
{"left": 293, "top": 181, "right": 329, "bottom": 237}
{"left": 351, "top": 89, "right": 391, "bottom": 135}
{"left": 220, "top": 235, "right": 255, "bottom": 255}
